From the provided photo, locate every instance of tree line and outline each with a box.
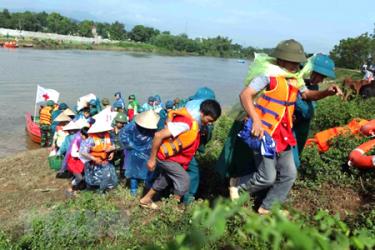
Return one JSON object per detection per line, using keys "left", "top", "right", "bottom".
{"left": 330, "top": 26, "right": 375, "bottom": 69}
{"left": 0, "top": 9, "right": 271, "bottom": 58}
{"left": 5, "top": 8, "right": 372, "bottom": 65}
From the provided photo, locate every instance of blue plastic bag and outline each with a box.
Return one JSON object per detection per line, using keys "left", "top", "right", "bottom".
{"left": 238, "top": 118, "right": 276, "bottom": 158}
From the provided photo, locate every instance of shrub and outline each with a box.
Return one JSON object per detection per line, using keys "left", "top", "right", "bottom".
{"left": 310, "top": 96, "right": 375, "bottom": 134}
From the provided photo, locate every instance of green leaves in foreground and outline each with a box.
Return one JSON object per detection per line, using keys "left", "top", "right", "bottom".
{"left": 152, "top": 195, "right": 375, "bottom": 250}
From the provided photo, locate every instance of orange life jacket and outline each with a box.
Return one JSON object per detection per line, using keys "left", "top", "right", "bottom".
{"left": 90, "top": 133, "right": 112, "bottom": 160}
{"left": 305, "top": 118, "right": 368, "bottom": 152}
{"left": 39, "top": 106, "right": 53, "bottom": 125}
{"left": 158, "top": 108, "right": 200, "bottom": 159}
{"left": 255, "top": 76, "right": 299, "bottom": 136}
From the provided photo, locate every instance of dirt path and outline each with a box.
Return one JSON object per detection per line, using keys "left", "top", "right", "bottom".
{"left": 0, "top": 149, "right": 68, "bottom": 232}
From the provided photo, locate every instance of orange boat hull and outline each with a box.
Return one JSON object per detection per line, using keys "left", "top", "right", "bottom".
{"left": 3, "top": 41, "right": 18, "bottom": 48}
{"left": 25, "top": 112, "right": 41, "bottom": 144}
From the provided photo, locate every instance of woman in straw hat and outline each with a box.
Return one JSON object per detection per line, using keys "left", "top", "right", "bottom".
{"left": 119, "top": 110, "right": 159, "bottom": 196}
{"left": 56, "top": 119, "right": 89, "bottom": 178}
{"left": 80, "top": 119, "right": 118, "bottom": 192}
{"left": 49, "top": 113, "right": 72, "bottom": 154}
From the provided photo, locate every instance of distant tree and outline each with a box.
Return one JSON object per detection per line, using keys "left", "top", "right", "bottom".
{"left": 108, "top": 21, "right": 126, "bottom": 40}
{"left": 0, "top": 9, "right": 12, "bottom": 28}
{"left": 46, "top": 12, "right": 76, "bottom": 35}
{"left": 96, "top": 22, "right": 111, "bottom": 39}
{"left": 35, "top": 11, "right": 48, "bottom": 31}
{"left": 78, "top": 20, "right": 94, "bottom": 37}
{"left": 330, "top": 33, "right": 375, "bottom": 69}
{"left": 129, "top": 25, "right": 160, "bottom": 42}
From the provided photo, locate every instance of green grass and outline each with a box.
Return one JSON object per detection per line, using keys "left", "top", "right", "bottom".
{"left": 1, "top": 61, "right": 375, "bottom": 248}
{"left": 335, "top": 67, "right": 363, "bottom": 81}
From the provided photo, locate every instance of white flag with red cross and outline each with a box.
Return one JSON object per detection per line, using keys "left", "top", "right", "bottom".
{"left": 35, "top": 85, "right": 60, "bottom": 104}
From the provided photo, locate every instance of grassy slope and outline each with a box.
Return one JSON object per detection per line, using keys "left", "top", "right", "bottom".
{"left": 1, "top": 68, "right": 375, "bottom": 249}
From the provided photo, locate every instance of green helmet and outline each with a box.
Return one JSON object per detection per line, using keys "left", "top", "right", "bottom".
{"left": 101, "top": 98, "right": 110, "bottom": 106}
{"left": 46, "top": 100, "right": 55, "bottom": 107}
{"left": 115, "top": 113, "right": 127, "bottom": 123}
{"left": 272, "top": 39, "right": 307, "bottom": 63}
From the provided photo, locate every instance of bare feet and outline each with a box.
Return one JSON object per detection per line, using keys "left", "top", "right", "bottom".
{"left": 257, "top": 207, "right": 290, "bottom": 217}
{"left": 257, "top": 207, "right": 271, "bottom": 215}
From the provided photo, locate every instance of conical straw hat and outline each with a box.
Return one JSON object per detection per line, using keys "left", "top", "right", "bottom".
{"left": 135, "top": 110, "right": 160, "bottom": 130}
{"left": 63, "top": 108, "right": 76, "bottom": 116}
{"left": 88, "top": 119, "right": 113, "bottom": 134}
{"left": 54, "top": 113, "right": 72, "bottom": 122}
{"left": 63, "top": 121, "right": 80, "bottom": 131}
{"left": 75, "top": 118, "right": 90, "bottom": 129}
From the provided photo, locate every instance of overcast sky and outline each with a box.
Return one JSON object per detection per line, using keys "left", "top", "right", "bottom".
{"left": 0, "top": 0, "right": 373, "bottom": 53}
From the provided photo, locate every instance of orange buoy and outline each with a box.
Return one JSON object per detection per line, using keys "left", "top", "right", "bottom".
{"left": 360, "top": 119, "right": 375, "bottom": 136}
{"left": 348, "top": 139, "right": 375, "bottom": 169}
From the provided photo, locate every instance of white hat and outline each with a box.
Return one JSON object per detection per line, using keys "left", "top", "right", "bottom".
{"left": 62, "top": 119, "right": 89, "bottom": 131}
{"left": 88, "top": 120, "right": 113, "bottom": 134}
{"left": 63, "top": 121, "right": 80, "bottom": 131}
{"left": 54, "top": 113, "right": 72, "bottom": 122}
{"left": 135, "top": 110, "right": 160, "bottom": 130}
{"left": 75, "top": 118, "right": 90, "bottom": 129}
{"left": 63, "top": 108, "right": 76, "bottom": 116}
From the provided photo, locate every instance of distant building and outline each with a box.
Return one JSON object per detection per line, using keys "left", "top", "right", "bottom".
{"left": 91, "top": 25, "right": 98, "bottom": 38}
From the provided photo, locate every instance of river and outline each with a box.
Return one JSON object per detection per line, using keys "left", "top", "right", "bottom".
{"left": 0, "top": 48, "right": 249, "bottom": 158}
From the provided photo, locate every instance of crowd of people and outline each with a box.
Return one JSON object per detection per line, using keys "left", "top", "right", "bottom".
{"left": 39, "top": 88, "right": 221, "bottom": 208}
{"left": 38, "top": 38, "right": 344, "bottom": 213}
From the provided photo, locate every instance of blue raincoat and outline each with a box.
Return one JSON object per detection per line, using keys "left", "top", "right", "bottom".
{"left": 119, "top": 122, "right": 154, "bottom": 180}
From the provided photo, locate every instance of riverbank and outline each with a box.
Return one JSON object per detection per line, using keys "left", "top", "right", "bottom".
{"left": 0, "top": 36, "right": 197, "bottom": 57}
{"left": 0, "top": 35, "right": 247, "bottom": 58}
{"left": 0, "top": 134, "right": 373, "bottom": 249}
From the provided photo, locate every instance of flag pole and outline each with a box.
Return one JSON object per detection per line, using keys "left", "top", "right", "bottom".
{"left": 33, "top": 85, "right": 38, "bottom": 122}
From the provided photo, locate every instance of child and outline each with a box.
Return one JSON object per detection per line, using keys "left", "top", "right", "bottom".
{"left": 50, "top": 113, "right": 71, "bottom": 153}
{"left": 113, "top": 92, "right": 126, "bottom": 111}
{"left": 127, "top": 94, "right": 139, "bottom": 122}
{"left": 142, "top": 96, "right": 155, "bottom": 112}
{"left": 66, "top": 127, "right": 90, "bottom": 191}
{"left": 140, "top": 100, "right": 221, "bottom": 209}
{"left": 120, "top": 110, "right": 159, "bottom": 196}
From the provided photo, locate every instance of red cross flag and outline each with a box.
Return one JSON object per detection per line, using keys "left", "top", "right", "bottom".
{"left": 35, "top": 85, "right": 60, "bottom": 104}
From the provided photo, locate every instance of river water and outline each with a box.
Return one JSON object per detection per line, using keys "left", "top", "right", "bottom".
{"left": 0, "top": 48, "right": 249, "bottom": 158}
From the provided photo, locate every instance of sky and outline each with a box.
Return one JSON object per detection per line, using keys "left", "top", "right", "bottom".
{"left": 0, "top": 0, "right": 373, "bottom": 53}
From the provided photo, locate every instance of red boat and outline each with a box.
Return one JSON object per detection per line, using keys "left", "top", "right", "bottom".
{"left": 3, "top": 41, "right": 18, "bottom": 48}
{"left": 25, "top": 112, "right": 41, "bottom": 144}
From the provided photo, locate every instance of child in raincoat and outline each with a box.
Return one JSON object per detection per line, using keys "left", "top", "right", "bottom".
{"left": 127, "top": 94, "right": 139, "bottom": 122}
{"left": 120, "top": 111, "right": 159, "bottom": 196}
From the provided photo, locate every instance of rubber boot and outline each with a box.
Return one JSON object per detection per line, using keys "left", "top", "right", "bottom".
{"left": 130, "top": 178, "right": 138, "bottom": 197}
